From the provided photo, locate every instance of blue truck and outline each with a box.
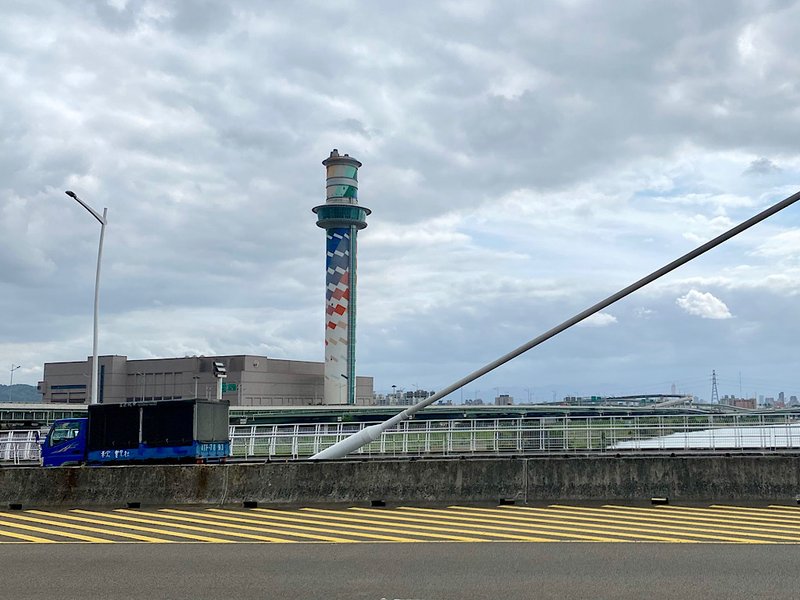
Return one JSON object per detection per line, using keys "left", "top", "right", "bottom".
{"left": 41, "top": 399, "right": 230, "bottom": 467}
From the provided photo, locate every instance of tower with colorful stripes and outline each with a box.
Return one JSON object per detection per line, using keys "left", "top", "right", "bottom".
{"left": 313, "top": 150, "right": 371, "bottom": 404}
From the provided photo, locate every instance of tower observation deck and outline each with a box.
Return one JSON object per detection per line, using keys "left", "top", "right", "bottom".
{"left": 312, "top": 150, "right": 371, "bottom": 404}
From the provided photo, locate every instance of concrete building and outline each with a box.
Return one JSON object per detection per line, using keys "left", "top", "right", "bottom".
{"left": 732, "top": 398, "right": 757, "bottom": 410}
{"left": 495, "top": 394, "right": 514, "bottom": 406}
{"left": 38, "top": 355, "right": 374, "bottom": 406}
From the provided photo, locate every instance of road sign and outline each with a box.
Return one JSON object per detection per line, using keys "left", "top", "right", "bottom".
{"left": 222, "top": 383, "right": 237, "bottom": 393}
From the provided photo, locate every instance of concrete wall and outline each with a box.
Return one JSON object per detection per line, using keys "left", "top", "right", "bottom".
{"left": 3, "top": 456, "right": 800, "bottom": 508}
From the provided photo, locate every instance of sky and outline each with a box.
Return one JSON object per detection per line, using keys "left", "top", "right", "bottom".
{"left": 2, "top": 0, "right": 800, "bottom": 403}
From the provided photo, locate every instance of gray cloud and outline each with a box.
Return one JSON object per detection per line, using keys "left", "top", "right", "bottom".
{"left": 744, "top": 157, "right": 782, "bottom": 175}
{"left": 2, "top": 0, "right": 800, "bottom": 401}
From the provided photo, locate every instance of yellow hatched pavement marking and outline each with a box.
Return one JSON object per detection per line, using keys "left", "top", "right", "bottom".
{"left": 342, "top": 508, "right": 580, "bottom": 542}
{"left": 539, "top": 505, "right": 800, "bottom": 543}
{"left": 68, "top": 510, "right": 234, "bottom": 543}
{"left": 0, "top": 520, "right": 58, "bottom": 543}
{"left": 210, "top": 508, "right": 480, "bottom": 542}
{"left": 0, "top": 515, "right": 107, "bottom": 543}
{"left": 151, "top": 509, "right": 357, "bottom": 543}
{"left": 769, "top": 506, "right": 800, "bottom": 513}
{"left": 666, "top": 505, "right": 800, "bottom": 526}
{"left": 594, "top": 505, "right": 800, "bottom": 537}
{"left": 81, "top": 509, "right": 294, "bottom": 544}
{"left": 711, "top": 505, "right": 800, "bottom": 520}
{"left": 297, "top": 508, "right": 556, "bottom": 543}
{"left": 400, "top": 506, "right": 700, "bottom": 543}
{"left": 5, "top": 511, "right": 172, "bottom": 544}
{"left": 166, "top": 509, "right": 418, "bottom": 543}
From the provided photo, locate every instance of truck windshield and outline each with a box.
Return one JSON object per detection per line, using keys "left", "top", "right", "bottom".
{"left": 49, "top": 421, "right": 81, "bottom": 446}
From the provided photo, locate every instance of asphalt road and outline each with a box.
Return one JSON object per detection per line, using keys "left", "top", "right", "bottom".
{"left": 4, "top": 542, "right": 800, "bottom": 600}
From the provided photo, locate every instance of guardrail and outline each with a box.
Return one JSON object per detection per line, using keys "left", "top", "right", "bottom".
{"left": 0, "top": 430, "right": 42, "bottom": 465}
{"left": 229, "top": 412, "right": 800, "bottom": 459}
{"left": 5, "top": 412, "right": 800, "bottom": 464}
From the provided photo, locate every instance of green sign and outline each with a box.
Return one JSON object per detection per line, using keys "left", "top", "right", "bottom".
{"left": 222, "top": 383, "right": 238, "bottom": 393}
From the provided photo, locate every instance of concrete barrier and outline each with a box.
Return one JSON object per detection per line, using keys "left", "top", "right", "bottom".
{"left": 2, "top": 455, "right": 799, "bottom": 507}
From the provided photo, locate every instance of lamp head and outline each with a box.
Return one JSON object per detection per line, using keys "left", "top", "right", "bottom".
{"left": 65, "top": 190, "right": 77, "bottom": 199}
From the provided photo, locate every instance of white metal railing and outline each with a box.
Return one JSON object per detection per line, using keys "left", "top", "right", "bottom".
{"left": 228, "top": 412, "right": 800, "bottom": 460}
{"left": 0, "top": 430, "right": 42, "bottom": 465}
{"left": 5, "top": 412, "right": 800, "bottom": 464}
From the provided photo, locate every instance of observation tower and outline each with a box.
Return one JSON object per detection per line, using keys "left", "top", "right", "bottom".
{"left": 312, "top": 150, "right": 371, "bottom": 404}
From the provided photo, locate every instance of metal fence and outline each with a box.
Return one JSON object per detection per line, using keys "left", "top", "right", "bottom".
{"left": 0, "top": 430, "right": 42, "bottom": 465}
{"left": 5, "top": 412, "right": 800, "bottom": 464}
{"left": 228, "top": 412, "right": 800, "bottom": 459}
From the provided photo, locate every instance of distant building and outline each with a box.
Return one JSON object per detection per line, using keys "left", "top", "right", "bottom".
{"left": 495, "top": 394, "right": 513, "bottom": 406}
{"left": 561, "top": 394, "right": 687, "bottom": 407}
{"left": 38, "top": 355, "right": 374, "bottom": 406}
{"left": 732, "top": 398, "right": 757, "bottom": 410}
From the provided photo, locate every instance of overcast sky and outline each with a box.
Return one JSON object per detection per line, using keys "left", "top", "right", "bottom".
{"left": 2, "top": 0, "right": 800, "bottom": 402}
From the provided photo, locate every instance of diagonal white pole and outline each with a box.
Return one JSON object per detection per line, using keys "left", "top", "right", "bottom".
{"left": 310, "top": 189, "right": 800, "bottom": 460}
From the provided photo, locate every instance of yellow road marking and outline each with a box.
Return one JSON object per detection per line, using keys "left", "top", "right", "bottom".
{"left": 216, "top": 508, "right": 487, "bottom": 542}
{"left": 343, "top": 507, "right": 594, "bottom": 542}
{"left": 401, "top": 506, "right": 703, "bottom": 544}
{"left": 596, "top": 505, "right": 800, "bottom": 534}
{"left": 150, "top": 509, "right": 356, "bottom": 543}
{"left": 0, "top": 523, "right": 57, "bottom": 543}
{"left": 210, "top": 508, "right": 481, "bottom": 542}
{"left": 709, "top": 506, "right": 800, "bottom": 520}
{"left": 664, "top": 506, "right": 800, "bottom": 525}
{"left": 6, "top": 505, "right": 797, "bottom": 545}
{"left": 536, "top": 506, "right": 800, "bottom": 543}
{"left": 68, "top": 510, "right": 234, "bottom": 543}
{"left": 0, "top": 516, "right": 107, "bottom": 543}
{"left": 163, "top": 508, "right": 417, "bottom": 543}
{"left": 297, "top": 508, "right": 557, "bottom": 543}
{"left": 418, "top": 506, "right": 698, "bottom": 544}
{"left": 769, "top": 505, "right": 800, "bottom": 512}
{"left": 13, "top": 511, "right": 174, "bottom": 543}
{"left": 76, "top": 509, "right": 287, "bottom": 543}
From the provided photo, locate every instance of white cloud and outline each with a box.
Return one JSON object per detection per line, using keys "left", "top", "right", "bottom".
{"left": 676, "top": 290, "right": 733, "bottom": 319}
{"left": 579, "top": 312, "right": 617, "bottom": 327}
{"left": 752, "top": 230, "right": 800, "bottom": 259}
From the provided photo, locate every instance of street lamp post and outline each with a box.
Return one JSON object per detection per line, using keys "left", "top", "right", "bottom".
{"left": 8, "top": 364, "right": 21, "bottom": 402}
{"left": 65, "top": 191, "right": 107, "bottom": 405}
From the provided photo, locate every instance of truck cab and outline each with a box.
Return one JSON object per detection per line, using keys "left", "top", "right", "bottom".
{"left": 41, "top": 418, "right": 88, "bottom": 467}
